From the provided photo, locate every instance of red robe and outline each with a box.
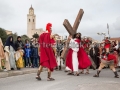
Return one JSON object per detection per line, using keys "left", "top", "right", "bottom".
{"left": 83, "top": 39, "right": 90, "bottom": 49}
{"left": 39, "top": 33, "right": 57, "bottom": 71}
{"left": 103, "top": 54, "right": 117, "bottom": 64}
{"left": 104, "top": 39, "right": 110, "bottom": 49}
{"left": 66, "top": 39, "right": 91, "bottom": 71}
{"left": 78, "top": 47, "right": 92, "bottom": 69}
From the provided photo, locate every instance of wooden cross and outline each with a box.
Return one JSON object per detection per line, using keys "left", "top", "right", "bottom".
{"left": 61, "top": 9, "right": 84, "bottom": 60}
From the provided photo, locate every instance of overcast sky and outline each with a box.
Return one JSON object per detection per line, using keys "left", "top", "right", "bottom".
{"left": 0, "top": 0, "right": 120, "bottom": 40}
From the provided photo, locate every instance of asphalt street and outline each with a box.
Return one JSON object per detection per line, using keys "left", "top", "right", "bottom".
{"left": 0, "top": 69, "right": 120, "bottom": 90}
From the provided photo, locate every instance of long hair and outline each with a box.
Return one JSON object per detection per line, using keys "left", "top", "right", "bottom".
{"left": 73, "top": 33, "right": 81, "bottom": 40}
{"left": 25, "top": 39, "right": 29, "bottom": 44}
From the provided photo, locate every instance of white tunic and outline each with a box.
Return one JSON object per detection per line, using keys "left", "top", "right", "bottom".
{"left": 69, "top": 38, "right": 79, "bottom": 72}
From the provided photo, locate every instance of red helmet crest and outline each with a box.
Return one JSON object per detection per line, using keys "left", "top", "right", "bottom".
{"left": 46, "top": 23, "right": 52, "bottom": 33}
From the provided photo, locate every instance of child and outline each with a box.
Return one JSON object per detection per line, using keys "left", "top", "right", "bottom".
{"left": 15, "top": 47, "right": 24, "bottom": 70}
{"left": 25, "top": 44, "right": 31, "bottom": 67}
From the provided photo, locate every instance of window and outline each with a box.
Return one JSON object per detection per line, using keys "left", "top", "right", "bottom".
{"left": 29, "top": 19, "right": 30, "bottom": 22}
{"left": 33, "top": 19, "right": 34, "bottom": 22}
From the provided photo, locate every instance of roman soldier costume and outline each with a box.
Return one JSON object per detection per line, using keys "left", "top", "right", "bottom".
{"left": 104, "top": 36, "right": 111, "bottom": 52}
{"left": 36, "top": 23, "right": 57, "bottom": 81}
{"left": 82, "top": 37, "right": 91, "bottom": 54}
{"left": 93, "top": 50, "right": 119, "bottom": 78}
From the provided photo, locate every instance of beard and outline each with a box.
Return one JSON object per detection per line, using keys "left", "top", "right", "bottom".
{"left": 76, "top": 36, "right": 80, "bottom": 39}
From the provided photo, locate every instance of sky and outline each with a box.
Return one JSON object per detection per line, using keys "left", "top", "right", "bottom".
{"left": 0, "top": 0, "right": 120, "bottom": 40}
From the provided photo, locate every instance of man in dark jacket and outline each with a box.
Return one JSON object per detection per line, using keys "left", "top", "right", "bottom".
{"left": 15, "top": 36, "right": 24, "bottom": 51}
{"left": 89, "top": 43, "right": 100, "bottom": 69}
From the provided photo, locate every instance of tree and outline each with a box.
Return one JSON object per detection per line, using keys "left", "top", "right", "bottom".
{"left": 21, "top": 34, "right": 30, "bottom": 43}
{"left": 0, "top": 28, "right": 8, "bottom": 45}
{"left": 32, "top": 33, "right": 39, "bottom": 39}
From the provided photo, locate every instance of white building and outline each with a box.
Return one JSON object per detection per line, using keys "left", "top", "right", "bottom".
{"left": 27, "top": 5, "right": 44, "bottom": 38}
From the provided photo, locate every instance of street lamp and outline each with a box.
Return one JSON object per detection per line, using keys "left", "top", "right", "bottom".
{"left": 97, "top": 32, "right": 106, "bottom": 41}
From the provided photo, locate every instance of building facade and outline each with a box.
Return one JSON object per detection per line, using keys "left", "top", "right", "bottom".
{"left": 5, "top": 30, "right": 12, "bottom": 35}
{"left": 27, "top": 5, "right": 44, "bottom": 38}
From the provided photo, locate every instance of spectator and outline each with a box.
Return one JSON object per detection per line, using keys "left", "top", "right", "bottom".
{"left": 15, "top": 47, "right": 24, "bottom": 70}
{"left": 14, "top": 36, "right": 24, "bottom": 51}
{"left": 0, "top": 38, "right": 5, "bottom": 70}
{"left": 4, "top": 36, "right": 16, "bottom": 70}
{"left": 24, "top": 39, "right": 31, "bottom": 67}
{"left": 31, "top": 39, "right": 39, "bottom": 68}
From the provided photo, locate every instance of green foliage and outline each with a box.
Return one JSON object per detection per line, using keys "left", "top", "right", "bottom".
{"left": 0, "top": 28, "right": 8, "bottom": 45}
{"left": 32, "top": 33, "right": 39, "bottom": 39}
{"left": 0, "top": 27, "right": 30, "bottom": 45}
{"left": 21, "top": 34, "right": 30, "bottom": 43}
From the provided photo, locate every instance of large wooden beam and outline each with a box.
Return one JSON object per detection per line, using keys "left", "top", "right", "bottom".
{"left": 73, "top": 9, "right": 84, "bottom": 32}
{"left": 61, "top": 9, "right": 84, "bottom": 60}
{"left": 63, "top": 19, "right": 76, "bottom": 35}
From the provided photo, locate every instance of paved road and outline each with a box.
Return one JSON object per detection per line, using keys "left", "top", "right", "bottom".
{"left": 0, "top": 69, "right": 120, "bottom": 90}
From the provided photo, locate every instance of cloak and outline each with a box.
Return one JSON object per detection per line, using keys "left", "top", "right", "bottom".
{"left": 39, "top": 33, "right": 57, "bottom": 71}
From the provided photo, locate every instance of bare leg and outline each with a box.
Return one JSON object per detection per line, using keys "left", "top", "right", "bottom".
{"left": 36, "top": 65, "right": 43, "bottom": 80}
{"left": 74, "top": 71, "right": 80, "bottom": 76}
{"left": 110, "top": 65, "right": 119, "bottom": 78}
{"left": 106, "top": 48, "right": 109, "bottom": 53}
{"left": 93, "top": 63, "right": 105, "bottom": 77}
{"left": 80, "top": 69, "right": 84, "bottom": 74}
{"left": 85, "top": 67, "right": 90, "bottom": 74}
{"left": 47, "top": 69, "right": 55, "bottom": 81}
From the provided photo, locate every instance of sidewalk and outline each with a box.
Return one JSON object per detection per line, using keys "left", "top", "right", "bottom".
{"left": 0, "top": 68, "right": 47, "bottom": 78}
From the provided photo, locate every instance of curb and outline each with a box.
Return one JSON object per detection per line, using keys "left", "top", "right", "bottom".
{"left": 0, "top": 67, "right": 65, "bottom": 78}
{"left": 0, "top": 68, "right": 41, "bottom": 78}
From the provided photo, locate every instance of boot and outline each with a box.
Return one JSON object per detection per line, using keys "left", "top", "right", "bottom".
{"left": 114, "top": 71, "right": 119, "bottom": 78}
{"left": 93, "top": 70, "right": 101, "bottom": 77}
{"left": 36, "top": 70, "right": 41, "bottom": 80}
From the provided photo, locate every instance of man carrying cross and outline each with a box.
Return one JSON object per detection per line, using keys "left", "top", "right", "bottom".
{"left": 66, "top": 32, "right": 91, "bottom": 76}
{"left": 61, "top": 9, "right": 94, "bottom": 73}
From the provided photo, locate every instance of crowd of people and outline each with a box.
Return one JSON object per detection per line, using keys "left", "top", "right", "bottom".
{"left": 0, "top": 22, "right": 120, "bottom": 81}
{"left": 0, "top": 36, "right": 40, "bottom": 71}
{"left": 65, "top": 34, "right": 120, "bottom": 78}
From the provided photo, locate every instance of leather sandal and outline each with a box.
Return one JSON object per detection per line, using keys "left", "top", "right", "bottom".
{"left": 93, "top": 74, "right": 99, "bottom": 77}
{"left": 85, "top": 72, "right": 89, "bottom": 75}
{"left": 36, "top": 76, "right": 41, "bottom": 80}
{"left": 47, "top": 78, "right": 55, "bottom": 81}
{"left": 67, "top": 72, "right": 74, "bottom": 75}
{"left": 80, "top": 71, "right": 84, "bottom": 74}
{"left": 74, "top": 73, "right": 80, "bottom": 76}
